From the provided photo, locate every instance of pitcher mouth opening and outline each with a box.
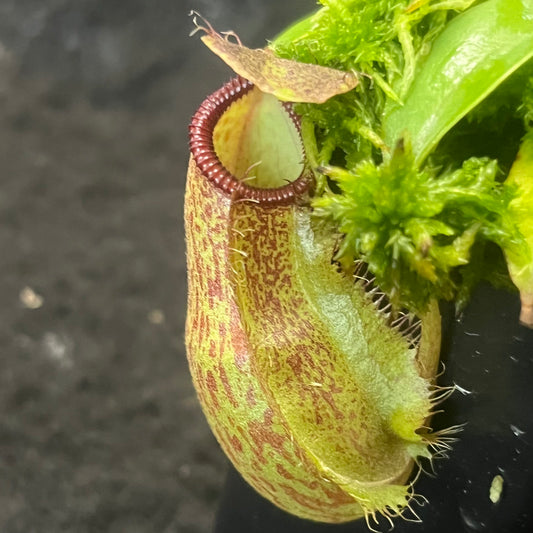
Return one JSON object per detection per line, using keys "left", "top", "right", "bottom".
{"left": 188, "top": 76, "right": 312, "bottom": 205}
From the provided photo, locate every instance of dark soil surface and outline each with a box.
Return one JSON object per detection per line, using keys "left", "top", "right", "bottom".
{"left": 0, "top": 1, "right": 313, "bottom": 532}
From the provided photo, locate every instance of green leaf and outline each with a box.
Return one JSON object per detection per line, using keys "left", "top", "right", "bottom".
{"left": 270, "top": 11, "right": 316, "bottom": 48}
{"left": 383, "top": 0, "right": 533, "bottom": 165}
{"left": 504, "top": 133, "right": 533, "bottom": 326}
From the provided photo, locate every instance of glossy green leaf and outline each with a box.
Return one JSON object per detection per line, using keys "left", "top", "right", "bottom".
{"left": 383, "top": 0, "right": 533, "bottom": 164}
{"left": 270, "top": 12, "right": 316, "bottom": 48}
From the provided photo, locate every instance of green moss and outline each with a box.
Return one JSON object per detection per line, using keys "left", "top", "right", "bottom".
{"left": 313, "top": 142, "right": 524, "bottom": 312}
{"left": 270, "top": 0, "right": 533, "bottom": 314}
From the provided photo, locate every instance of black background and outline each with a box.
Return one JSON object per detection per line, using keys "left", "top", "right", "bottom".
{"left": 1, "top": 1, "right": 532, "bottom": 532}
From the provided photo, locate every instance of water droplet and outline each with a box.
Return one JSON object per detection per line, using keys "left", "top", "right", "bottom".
{"left": 459, "top": 507, "right": 486, "bottom": 531}
{"left": 510, "top": 424, "right": 525, "bottom": 437}
{"left": 509, "top": 355, "right": 519, "bottom": 363}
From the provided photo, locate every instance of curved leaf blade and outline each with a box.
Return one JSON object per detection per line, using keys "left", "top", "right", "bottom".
{"left": 383, "top": 0, "right": 533, "bottom": 164}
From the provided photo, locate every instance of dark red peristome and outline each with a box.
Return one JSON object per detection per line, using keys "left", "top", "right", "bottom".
{"left": 188, "top": 76, "right": 311, "bottom": 205}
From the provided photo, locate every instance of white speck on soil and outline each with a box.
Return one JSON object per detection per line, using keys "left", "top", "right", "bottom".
{"left": 42, "top": 332, "right": 74, "bottom": 369}
{"left": 148, "top": 308, "right": 165, "bottom": 325}
{"left": 179, "top": 464, "right": 192, "bottom": 479}
{"left": 20, "top": 286, "right": 44, "bottom": 309}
